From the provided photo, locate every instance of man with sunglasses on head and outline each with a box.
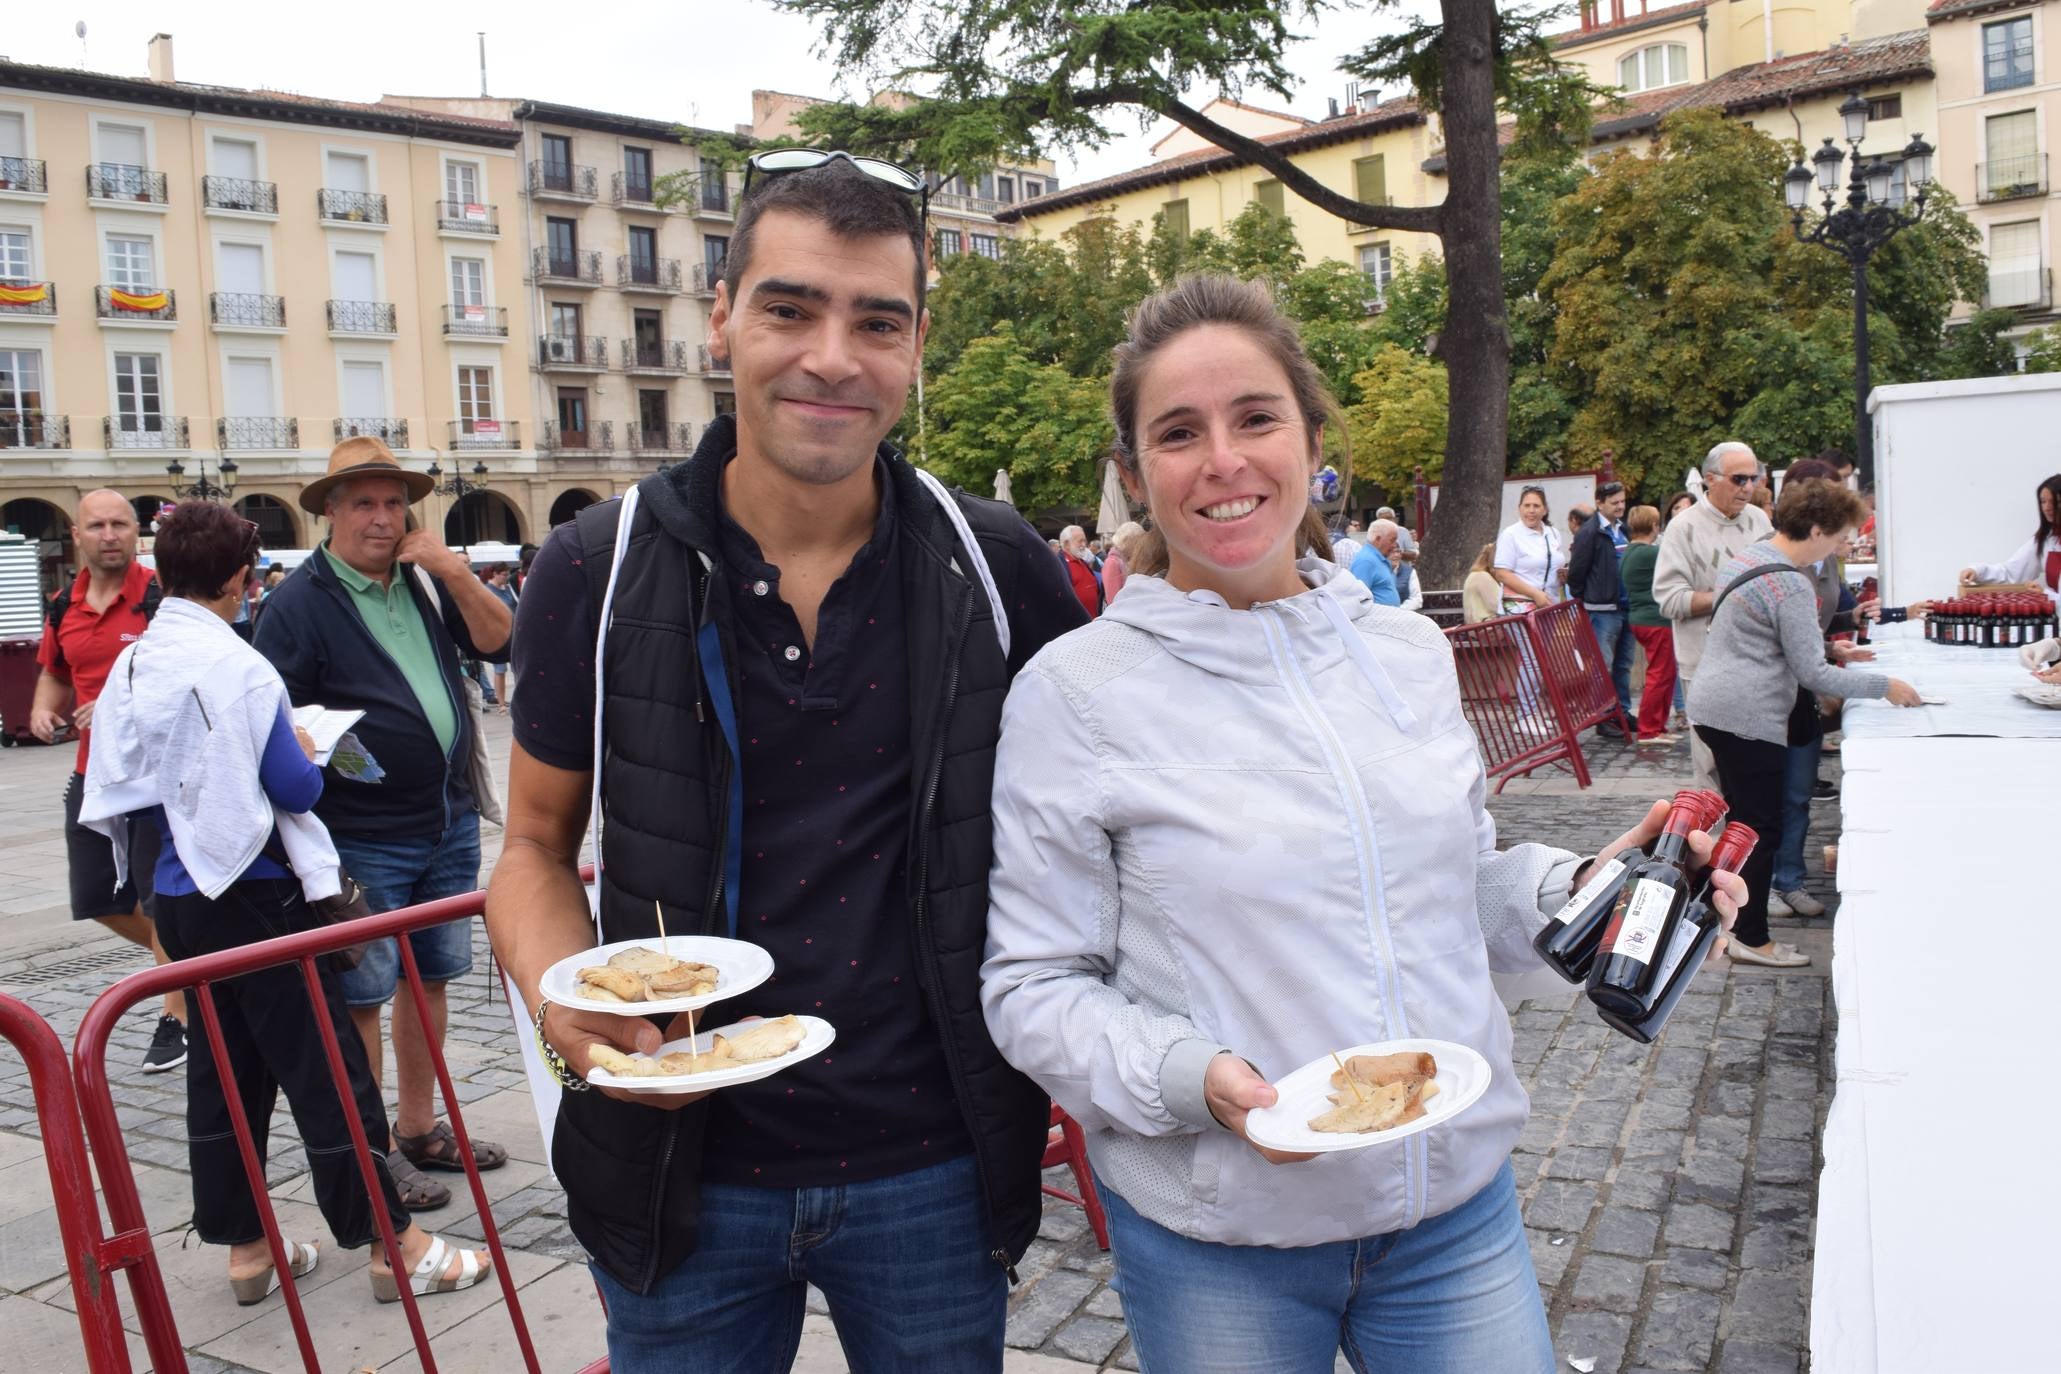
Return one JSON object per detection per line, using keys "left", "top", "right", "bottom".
{"left": 486, "top": 149, "right": 1086, "bottom": 1373}
{"left": 1653, "top": 440, "right": 1773, "bottom": 791}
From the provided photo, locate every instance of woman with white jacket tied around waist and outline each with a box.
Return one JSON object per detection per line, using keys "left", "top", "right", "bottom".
{"left": 982, "top": 277, "right": 1743, "bottom": 1373}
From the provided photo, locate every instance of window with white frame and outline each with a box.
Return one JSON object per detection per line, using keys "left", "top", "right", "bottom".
{"left": 0, "top": 228, "right": 29, "bottom": 281}
{"left": 112, "top": 352, "right": 166, "bottom": 443}
{"left": 970, "top": 232, "right": 1001, "bottom": 259}
{"left": 1989, "top": 220, "right": 2045, "bottom": 307}
{"left": 1359, "top": 242, "right": 1393, "bottom": 303}
{"left": 0, "top": 348, "right": 45, "bottom": 440}
{"left": 450, "top": 256, "right": 486, "bottom": 307}
{"left": 935, "top": 228, "right": 962, "bottom": 258}
{"left": 445, "top": 159, "right": 481, "bottom": 207}
{"left": 458, "top": 365, "right": 495, "bottom": 426}
{"left": 106, "top": 235, "right": 156, "bottom": 290}
{"left": 1617, "top": 43, "right": 1688, "bottom": 93}
{"left": 0, "top": 112, "right": 24, "bottom": 160}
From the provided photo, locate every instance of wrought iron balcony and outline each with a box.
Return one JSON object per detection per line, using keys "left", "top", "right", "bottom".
{"left": 620, "top": 339, "right": 693, "bottom": 373}
{"left": 210, "top": 292, "right": 286, "bottom": 329}
{"left": 1982, "top": 267, "right": 2053, "bottom": 312}
{"left": 436, "top": 199, "right": 499, "bottom": 234}
{"left": 334, "top": 417, "right": 409, "bottom": 447}
{"left": 218, "top": 417, "right": 299, "bottom": 450}
{"left": 104, "top": 416, "right": 189, "bottom": 450}
{"left": 618, "top": 255, "right": 682, "bottom": 292}
{"left": 448, "top": 418, "right": 520, "bottom": 450}
{"left": 529, "top": 161, "right": 598, "bottom": 201}
{"left": 318, "top": 188, "right": 388, "bottom": 225}
{"left": 539, "top": 334, "right": 607, "bottom": 369}
{"left": 327, "top": 300, "right": 397, "bottom": 334}
{"left": 0, "top": 282, "right": 55, "bottom": 317}
{"left": 202, "top": 175, "right": 278, "bottom": 214}
{"left": 0, "top": 411, "right": 67, "bottom": 449}
{"left": 532, "top": 247, "right": 603, "bottom": 286}
{"left": 698, "top": 344, "right": 731, "bottom": 376}
{"left": 1979, "top": 155, "right": 2048, "bottom": 204}
{"left": 88, "top": 164, "right": 168, "bottom": 204}
{"left": 442, "top": 303, "right": 509, "bottom": 338}
{"left": 613, "top": 172, "right": 657, "bottom": 206}
{"left": 539, "top": 420, "right": 614, "bottom": 452}
{"left": 629, "top": 421, "right": 693, "bottom": 454}
{"left": 0, "top": 157, "right": 47, "bottom": 194}
{"left": 95, "top": 285, "right": 176, "bottom": 322}
{"left": 689, "top": 262, "right": 721, "bottom": 295}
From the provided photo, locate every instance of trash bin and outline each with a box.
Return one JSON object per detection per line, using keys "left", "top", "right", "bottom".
{"left": 0, "top": 638, "right": 41, "bottom": 746}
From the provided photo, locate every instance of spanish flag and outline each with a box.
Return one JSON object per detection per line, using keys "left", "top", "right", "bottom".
{"left": 110, "top": 287, "right": 168, "bottom": 312}
{"left": 0, "top": 282, "right": 48, "bottom": 306}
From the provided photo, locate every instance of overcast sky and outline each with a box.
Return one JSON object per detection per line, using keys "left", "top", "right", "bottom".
{"left": 3, "top": 0, "right": 1441, "bottom": 184}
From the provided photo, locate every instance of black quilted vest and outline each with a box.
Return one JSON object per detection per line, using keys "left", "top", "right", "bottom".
{"left": 553, "top": 424, "right": 1051, "bottom": 1293}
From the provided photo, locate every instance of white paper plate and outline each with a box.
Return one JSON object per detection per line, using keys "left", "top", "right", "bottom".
{"left": 1243, "top": 1039, "right": 1491, "bottom": 1154}
{"left": 585, "top": 1015, "right": 836, "bottom": 1093}
{"left": 539, "top": 937, "right": 772, "bottom": 1016}
{"left": 2015, "top": 684, "right": 2061, "bottom": 710}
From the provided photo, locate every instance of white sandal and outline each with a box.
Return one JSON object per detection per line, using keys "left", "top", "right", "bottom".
{"left": 229, "top": 1238, "right": 320, "bottom": 1306}
{"left": 370, "top": 1233, "right": 492, "bottom": 1304}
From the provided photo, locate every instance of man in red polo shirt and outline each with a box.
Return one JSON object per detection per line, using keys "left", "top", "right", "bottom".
{"left": 29, "top": 488, "right": 186, "bottom": 1072}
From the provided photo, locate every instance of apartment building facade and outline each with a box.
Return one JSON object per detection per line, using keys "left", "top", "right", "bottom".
{"left": 0, "top": 38, "right": 566, "bottom": 565}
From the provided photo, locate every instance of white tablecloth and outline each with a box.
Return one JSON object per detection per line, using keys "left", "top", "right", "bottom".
{"left": 1811, "top": 623, "right": 2061, "bottom": 1371}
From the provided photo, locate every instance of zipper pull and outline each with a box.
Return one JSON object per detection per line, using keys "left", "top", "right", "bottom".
{"left": 991, "top": 1248, "right": 1020, "bottom": 1285}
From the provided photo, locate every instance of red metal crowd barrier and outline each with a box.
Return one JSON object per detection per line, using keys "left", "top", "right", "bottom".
{"left": 1445, "top": 600, "right": 1632, "bottom": 792}
{"left": 65, "top": 888, "right": 603, "bottom": 1374}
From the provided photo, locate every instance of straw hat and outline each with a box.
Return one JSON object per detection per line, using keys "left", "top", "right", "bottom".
{"left": 298, "top": 436, "right": 435, "bottom": 515}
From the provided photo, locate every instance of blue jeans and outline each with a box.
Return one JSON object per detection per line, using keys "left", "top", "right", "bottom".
{"left": 1773, "top": 734, "right": 1823, "bottom": 891}
{"left": 332, "top": 809, "right": 481, "bottom": 1008}
{"left": 1588, "top": 608, "right": 1634, "bottom": 722}
{"left": 1104, "top": 1160, "right": 1553, "bottom": 1374}
{"left": 590, "top": 1154, "right": 1005, "bottom": 1374}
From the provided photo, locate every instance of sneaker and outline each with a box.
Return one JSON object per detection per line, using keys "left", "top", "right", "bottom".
{"left": 1776, "top": 888, "right": 1826, "bottom": 917}
{"left": 143, "top": 1016, "right": 187, "bottom": 1073}
{"left": 1812, "top": 779, "right": 1838, "bottom": 801}
{"left": 1729, "top": 941, "right": 1811, "bottom": 968}
{"left": 1767, "top": 890, "right": 1793, "bottom": 918}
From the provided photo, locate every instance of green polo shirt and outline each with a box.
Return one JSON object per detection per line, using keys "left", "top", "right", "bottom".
{"left": 320, "top": 543, "right": 458, "bottom": 754}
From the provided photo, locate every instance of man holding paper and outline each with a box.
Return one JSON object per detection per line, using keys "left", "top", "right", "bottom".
{"left": 254, "top": 437, "right": 513, "bottom": 1210}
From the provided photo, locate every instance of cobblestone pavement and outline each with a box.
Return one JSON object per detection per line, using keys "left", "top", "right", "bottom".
{"left": 0, "top": 716, "right": 1840, "bottom": 1372}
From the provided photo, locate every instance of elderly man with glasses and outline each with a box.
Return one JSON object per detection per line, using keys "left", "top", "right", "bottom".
{"left": 1653, "top": 440, "right": 1774, "bottom": 791}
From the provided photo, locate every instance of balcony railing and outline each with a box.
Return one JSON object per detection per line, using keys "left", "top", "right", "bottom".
{"left": 540, "top": 420, "right": 615, "bottom": 452}
{"left": 0, "top": 157, "right": 47, "bottom": 194}
{"left": 435, "top": 199, "right": 499, "bottom": 234}
{"left": 1983, "top": 267, "right": 2053, "bottom": 311}
{"left": 698, "top": 344, "right": 731, "bottom": 375}
{"left": 0, "top": 411, "right": 68, "bottom": 449}
{"left": 96, "top": 285, "right": 176, "bottom": 322}
{"left": 449, "top": 419, "right": 520, "bottom": 450}
{"left": 218, "top": 417, "right": 299, "bottom": 450}
{"left": 629, "top": 421, "right": 693, "bottom": 454}
{"left": 617, "top": 255, "right": 682, "bottom": 292}
{"left": 539, "top": 334, "right": 607, "bottom": 368}
{"left": 1979, "top": 155, "right": 2048, "bottom": 204}
{"left": 334, "top": 417, "right": 409, "bottom": 447}
{"left": 442, "top": 303, "right": 509, "bottom": 338}
{"left": 621, "top": 339, "right": 693, "bottom": 373}
{"left": 327, "top": 300, "right": 397, "bottom": 334}
{"left": 532, "top": 247, "right": 603, "bottom": 285}
{"left": 88, "top": 164, "right": 168, "bottom": 204}
{"left": 318, "top": 188, "right": 388, "bottom": 225}
{"left": 613, "top": 172, "right": 657, "bottom": 206}
{"left": 689, "top": 262, "right": 721, "bottom": 295}
{"left": 0, "top": 282, "right": 56, "bottom": 317}
{"left": 104, "top": 416, "right": 189, "bottom": 450}
{"left": 931, "top": 190, "right": 1006, "bottom": 216}
{"left": 210, "top": 292, "right": 286, "bottom": 329}
{"left": 529, "top": 161, "right": 598, "bottom": 200}
{"left": 202, "top": 175, "right": 278, "bottom": 214}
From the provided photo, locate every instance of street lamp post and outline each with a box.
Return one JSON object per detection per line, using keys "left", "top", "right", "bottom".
{"left": 164, "top": 455, "right": 239, "bottom": 503}
{"left": 1783, "top": 92, "right": 1935, "bottom": 486}
{"left": 426, "top": 456, "right": 492, "bottom": 547}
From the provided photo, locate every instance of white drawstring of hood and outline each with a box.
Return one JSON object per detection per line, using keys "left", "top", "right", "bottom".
{"left": 1185, "top": 578, "right": 1419, "bottom": 734}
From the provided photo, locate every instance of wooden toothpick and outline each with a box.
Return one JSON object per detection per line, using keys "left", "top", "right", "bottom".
{"left": 1332, "top": 1052, "right": 1365, "bottom": 1104}
{"left": 687, "top": 1004, "right": 698, "bottom": 1076}
{"left": 653, "top": 899, "right": 669, "bottom": 960}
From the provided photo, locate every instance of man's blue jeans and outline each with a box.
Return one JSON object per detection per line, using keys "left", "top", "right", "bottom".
{"left": 332, "top": 808, "right": 480, "bottom": 1008}
{"left": 589, "top": 1154, "right": 1005, "bottom": 1374}
{"left": 1588, "top": 608, "right": 1635, "bottom": 722}
{"left": 1103, "top": 1160, "right": 1553, "bottom": 1374}
{"left": 1773, "top": 733, "right": 1823, "bottom": 892}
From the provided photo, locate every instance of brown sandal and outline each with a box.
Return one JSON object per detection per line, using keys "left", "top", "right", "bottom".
{"left": 396, "top": 1119, "right": 508, "bottom": 1174}
{"left": 385, "top": 1147, "right": 450, "bottom": 1210}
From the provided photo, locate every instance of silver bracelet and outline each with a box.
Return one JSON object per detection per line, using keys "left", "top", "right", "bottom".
{"left": 533, "top": 999, "right": 590, "bottom": 1092}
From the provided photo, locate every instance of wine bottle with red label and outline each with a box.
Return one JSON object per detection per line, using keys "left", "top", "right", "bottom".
{"left": 1595, "top": 823, "right": 1757, "bottom": 1043}
{"left": 1585, "top": 792, "right": 1716, "bottom": 1015}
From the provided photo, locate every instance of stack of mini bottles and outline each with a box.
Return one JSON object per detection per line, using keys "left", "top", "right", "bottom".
{"left": 1924, "top": 593, "right": 2058, "bottom": 647}
{"left": 1532, "top": 790, "right": 1759, "bottom": 1044}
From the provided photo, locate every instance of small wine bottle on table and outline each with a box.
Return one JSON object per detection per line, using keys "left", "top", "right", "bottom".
{"left": 1586, "top": 792, "right": 1720, "bottom": 1016}
{"left": 1594, "top": 823, "right": 1758, "bottom": 1044}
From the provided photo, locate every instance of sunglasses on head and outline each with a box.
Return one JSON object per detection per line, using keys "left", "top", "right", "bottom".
{"left": 744, "top": 149, "right": 929, "bottom": 214}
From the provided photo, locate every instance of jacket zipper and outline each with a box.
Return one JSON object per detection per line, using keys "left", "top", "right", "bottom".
{"left": 910, "top": 586, "right": 1017, "bottom": 1282}
{"left": 1257, "top": 611, "right": 1427, "bottom": 1229}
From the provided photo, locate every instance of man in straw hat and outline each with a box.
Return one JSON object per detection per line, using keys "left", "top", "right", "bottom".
{"left": 253, "top": 436, "right": 513, "bottom": 1209}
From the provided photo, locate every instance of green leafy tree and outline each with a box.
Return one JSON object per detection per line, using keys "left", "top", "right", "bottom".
{"left": 917, "top": 323, "right": 1114, "bottom": 513}
{"left": 1944, "top": 309, "right": 2029, "bottom": 378}
{"left": 1147, "top": 202, "right": 1307, "bottom": 293}
{"left": 1344, "top": 345, "right": 1449, "bottom": 494}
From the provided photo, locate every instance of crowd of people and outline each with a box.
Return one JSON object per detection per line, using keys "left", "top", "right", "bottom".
{"left": 28, "top": 145, "right": 1961, "bottom": 1373}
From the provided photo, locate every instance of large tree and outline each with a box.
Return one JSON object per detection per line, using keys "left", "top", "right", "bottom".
{"left": 773, "top": 0, "right": 1599, "bottom": 588}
